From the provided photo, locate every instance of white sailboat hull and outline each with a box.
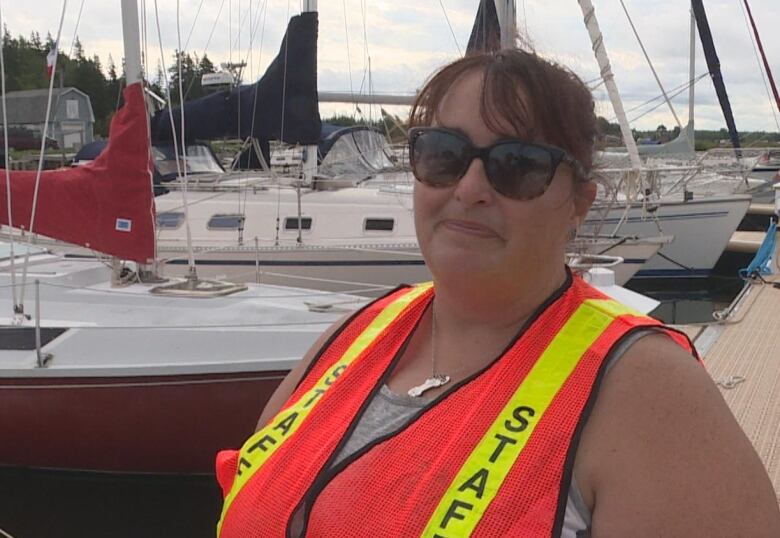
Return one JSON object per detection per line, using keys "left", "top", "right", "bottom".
{"left": 583, "top": 194, "right": 751, "bottom": 277}
{"left": 0, "top": 248, "right": 364, "bottom": 473}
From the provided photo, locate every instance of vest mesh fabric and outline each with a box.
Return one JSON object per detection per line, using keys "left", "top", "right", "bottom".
{"left": 217, "top": 286, "right": 433, "bottom": 537}
{"left": 217, "top": 278, "right": 695, "bottom": 538}
{"left": 304, "top": 279, "right": 639, "bottom": 537}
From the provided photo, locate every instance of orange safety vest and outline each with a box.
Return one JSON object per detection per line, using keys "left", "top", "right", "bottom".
{"left": 216, "top": 275, "right": 696, "bottom": 537}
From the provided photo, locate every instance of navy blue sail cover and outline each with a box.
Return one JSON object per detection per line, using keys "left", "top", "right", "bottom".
{"left": 467, "top": 0, "right": 501, "bottom": 53}
{"left": 150, "top": 11, "right": 321, "bottom": 146}
{"left": 691, "top": 0, "right": 741, "bottom": 154}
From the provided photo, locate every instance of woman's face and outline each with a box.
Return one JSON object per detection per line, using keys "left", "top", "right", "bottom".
{"left": 413, "top": 70, "right": 595, "bottom": 288}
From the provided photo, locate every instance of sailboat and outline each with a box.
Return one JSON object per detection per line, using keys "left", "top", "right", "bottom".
{"left": 0, "top": 0, "right": 364, "bottom": 474}
{"left": 573, "top": 0, "right": 753, "bottom": 278}
{"left": 1, "top": 1, "right": 669, "bottom": 292}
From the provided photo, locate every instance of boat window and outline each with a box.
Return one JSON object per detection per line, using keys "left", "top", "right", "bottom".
{"left": 364, "top": 218, "right": 394, "bottom": 232}
{"left": 153, "top": 143, "right": 224, "bottom": 179}
{"left": 284, "top": 217, "right": 313, "bottom": 231}
{"left": 156, "top": 212, "right": 185, "bottom": 230}
{"left": 208, "top": 214, "right": 245, "bottom": 230}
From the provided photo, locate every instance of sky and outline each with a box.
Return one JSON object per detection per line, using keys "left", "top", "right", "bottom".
{"left": 2, "top": 0, "right": 779, "bottom": 132}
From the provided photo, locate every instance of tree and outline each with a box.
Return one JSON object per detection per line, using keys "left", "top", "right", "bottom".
{"left": 106, "top": 54, "right": 122, "bottom": 111}
{"left": 199, "top": 54, "right": 216, "bottom": 77}
{"left": 167, "top": 50, "right": 199, "bottom": 103}
{"left": 29, "top": 31, "right": 42, "bottom": 52}
{"left": 72, "top": 37, "right": 85, "bottom": 60}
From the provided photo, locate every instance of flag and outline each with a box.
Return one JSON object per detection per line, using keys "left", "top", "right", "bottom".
{"left": 46, "top": 47, "right": 58, "bottom": 79}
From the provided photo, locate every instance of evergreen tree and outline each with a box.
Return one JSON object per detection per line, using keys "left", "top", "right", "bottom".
{"left": 30, "top": 31, "right": 42, "bottom": 51}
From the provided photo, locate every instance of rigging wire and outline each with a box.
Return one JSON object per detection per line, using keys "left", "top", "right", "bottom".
{"left": 152, "top": 0, "right": 196, "bottom": 273}
{"left": 437, "top": 0, "right": 462, "bottom": 57}
{"left": 18, "top": 0, "right": 68, "bottom": 313}
{"left": 52, "top": 0, "right": 87, "bottom": 112}
{"left": 273, "top": 0, "right": 292, "bottom": 247}
{"left": 182, "top": 0, "right": 207, "bottom": 51}
{"left": 618, "top": 0, "right": 682, "bottom": 129}
{"left": 521, "top": 0, "right": 528, "bottom": 41}
{"left": 141, "top": 0, "right": 150, "bottom": 93}
{"left": 229, "top": 0, "right": 257, "bottom": 55}
{"left": 176, "top": 0, "right": 195, "bottom": 274}
{"left": 247, "top": 0, "right": 270, "bottom": 142}
{"left": 600, "top": 73, "right": 706, "bottom": 125}
{"left": 737, "top": 0, "right": 780, "bottom": 133}
{"left": 0, "top": 0, "right": 19, "bottom": 316}
{"left": 342, "top": 0, "right": 356, "bottom": 114}
{"left": 182, "top": 0, "right": 227, "bottom": 100}
{"left": 65, "top": 0, "right": 86, "bottom": 59}
{"left": 626, "top": 74, "right": 708, "bottom": 125}
{"left": 354, "top": 0, "right": 372, "bottom": 123}
{"left": 236, "top": 0, "right": 241, "bottom": 149}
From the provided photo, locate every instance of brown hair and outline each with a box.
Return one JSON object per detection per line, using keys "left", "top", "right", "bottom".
{"left": 409, "top": 49, "right": 597, "bottom": 175}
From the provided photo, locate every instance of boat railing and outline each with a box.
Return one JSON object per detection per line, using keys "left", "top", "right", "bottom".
{"left": 566, "top": 253, "right": 623, "bottom": 271}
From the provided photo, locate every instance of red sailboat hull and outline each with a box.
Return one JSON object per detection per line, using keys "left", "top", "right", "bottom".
{"left": 0, "top": 371, "right": 286, "bottom": 474}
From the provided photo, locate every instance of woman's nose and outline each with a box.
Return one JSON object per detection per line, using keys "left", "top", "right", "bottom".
{"left": 453, "top": 157, "right": 494, "bottom": 205}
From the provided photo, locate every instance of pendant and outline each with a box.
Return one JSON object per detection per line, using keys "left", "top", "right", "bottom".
{"left": 407, "top": 374, "right": 451, "bottom": 398}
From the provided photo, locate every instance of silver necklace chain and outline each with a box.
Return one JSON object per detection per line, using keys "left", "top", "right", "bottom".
{"left": 408, "top": 299, "right": 460, "bottom": 398}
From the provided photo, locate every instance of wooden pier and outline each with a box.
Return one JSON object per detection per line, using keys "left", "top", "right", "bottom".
{"left": 685, "top": 237, "right": 780, "bottom": 503}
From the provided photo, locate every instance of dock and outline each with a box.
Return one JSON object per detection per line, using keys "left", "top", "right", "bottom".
{"left": 684, "top": 235, "right": 780, "bottom": 503}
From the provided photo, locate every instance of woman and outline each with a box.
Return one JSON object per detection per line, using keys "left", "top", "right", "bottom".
{"left": 215, "top": 50, "right": 780, "bottom": 537}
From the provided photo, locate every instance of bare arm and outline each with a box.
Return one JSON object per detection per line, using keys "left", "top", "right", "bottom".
{"left": 576, "top": 334, "right": 780, "bottom": 537}
{"left": 255, "top": 313, "right": 352, "bottom": 431}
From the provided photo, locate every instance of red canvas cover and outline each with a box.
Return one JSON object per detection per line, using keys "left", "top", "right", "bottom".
{"left": 0, "top": 82, "right": 155, "bottom": 263}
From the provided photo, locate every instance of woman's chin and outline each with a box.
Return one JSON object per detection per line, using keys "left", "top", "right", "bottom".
{"left": 428, "top": 249, "right": 504, "bottom": 280}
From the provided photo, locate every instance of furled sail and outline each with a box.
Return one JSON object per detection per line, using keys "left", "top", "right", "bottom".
{"left": 691, "top": 0, "right": 741, "bottom": 153}
{"left": 0, "top": 83, "right": 155, "bottom": 263}
{"left": 467, "top": 0, "right": 501, "bottom": 53}
{"left": 150, "top": 12, "right": 321, "bottom": 146}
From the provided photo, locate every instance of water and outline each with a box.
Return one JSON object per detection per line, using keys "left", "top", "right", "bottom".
{"left": 0, "top": 467, "right": 222, "bottom": 538}
{"left": 626, "top": 275, "right": 745, "bottom": 325}
{"left": 0, "top": 274, "right": 746, "bottom": 538}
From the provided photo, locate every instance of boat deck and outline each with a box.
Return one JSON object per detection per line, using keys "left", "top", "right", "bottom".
{"left": 686, "top": 239, "right": 780, "bottom": 503}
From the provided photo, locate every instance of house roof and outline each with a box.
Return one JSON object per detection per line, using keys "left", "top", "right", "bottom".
{"left": 2, "top": 87, "right": 95, "bottom": 124}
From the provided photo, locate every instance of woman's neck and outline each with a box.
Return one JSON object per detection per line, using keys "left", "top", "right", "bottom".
{"left": 431, "top": 264, "right": 568, "bottom": 333}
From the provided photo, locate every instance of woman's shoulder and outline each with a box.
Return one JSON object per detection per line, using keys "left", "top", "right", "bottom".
{"left": 575, "top": 332, "right": 780, "bottom": 536}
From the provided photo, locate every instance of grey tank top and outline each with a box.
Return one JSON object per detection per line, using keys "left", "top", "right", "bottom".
{"left": 325, "top": 327, "right": 661, "bottom": 537}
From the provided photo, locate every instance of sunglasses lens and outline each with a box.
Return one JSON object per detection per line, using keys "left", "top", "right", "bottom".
{"left": 411, "top": 130, "right": 468, "bottom": 187}
{"left": 487, "top": 143, "right": 554, "bottom": 199}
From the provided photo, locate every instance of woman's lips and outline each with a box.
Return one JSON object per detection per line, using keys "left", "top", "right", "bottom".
{"left": 441, "top": 219, "right": 499, "bottom": 238}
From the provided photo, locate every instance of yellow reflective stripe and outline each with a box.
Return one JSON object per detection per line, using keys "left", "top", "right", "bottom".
{"left": 218, "top": 282, "right": 432, "bottom": 535}
{"left": 584, "top": 297, "right": 644, "bottom": 320}
{"left": 421, "top": 298, "right": 626, "bottom": 537}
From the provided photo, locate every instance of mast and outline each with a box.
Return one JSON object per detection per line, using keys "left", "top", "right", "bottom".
{"left": 577, "top": 0, "right": 642, "bottom": 170}
{"left": 691, "top": 0, "right": 741, "bottom": 156}
{"left": 495, "top": 0, "right": 517, "bottom": 49}
{"left": 121, "top": 0, "right": 143, "bottom": 85}
{"left": 688, "top": 8, "right": 696, "bottom": 132}
{"left": 301, "top": 0, "right": 318, "bottom": 185}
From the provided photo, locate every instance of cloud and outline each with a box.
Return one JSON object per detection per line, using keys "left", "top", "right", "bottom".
{"left": 1, "top": 0, "right": 777, "bottom": 130}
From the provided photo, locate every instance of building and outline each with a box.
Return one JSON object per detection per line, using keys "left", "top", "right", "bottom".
{"left": 1, "top": 87, "right": 94, "bottom": 150}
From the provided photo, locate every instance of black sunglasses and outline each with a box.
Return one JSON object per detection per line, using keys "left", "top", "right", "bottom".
{"left": 408, "top": 127, "right": 588, "bottom": 200}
